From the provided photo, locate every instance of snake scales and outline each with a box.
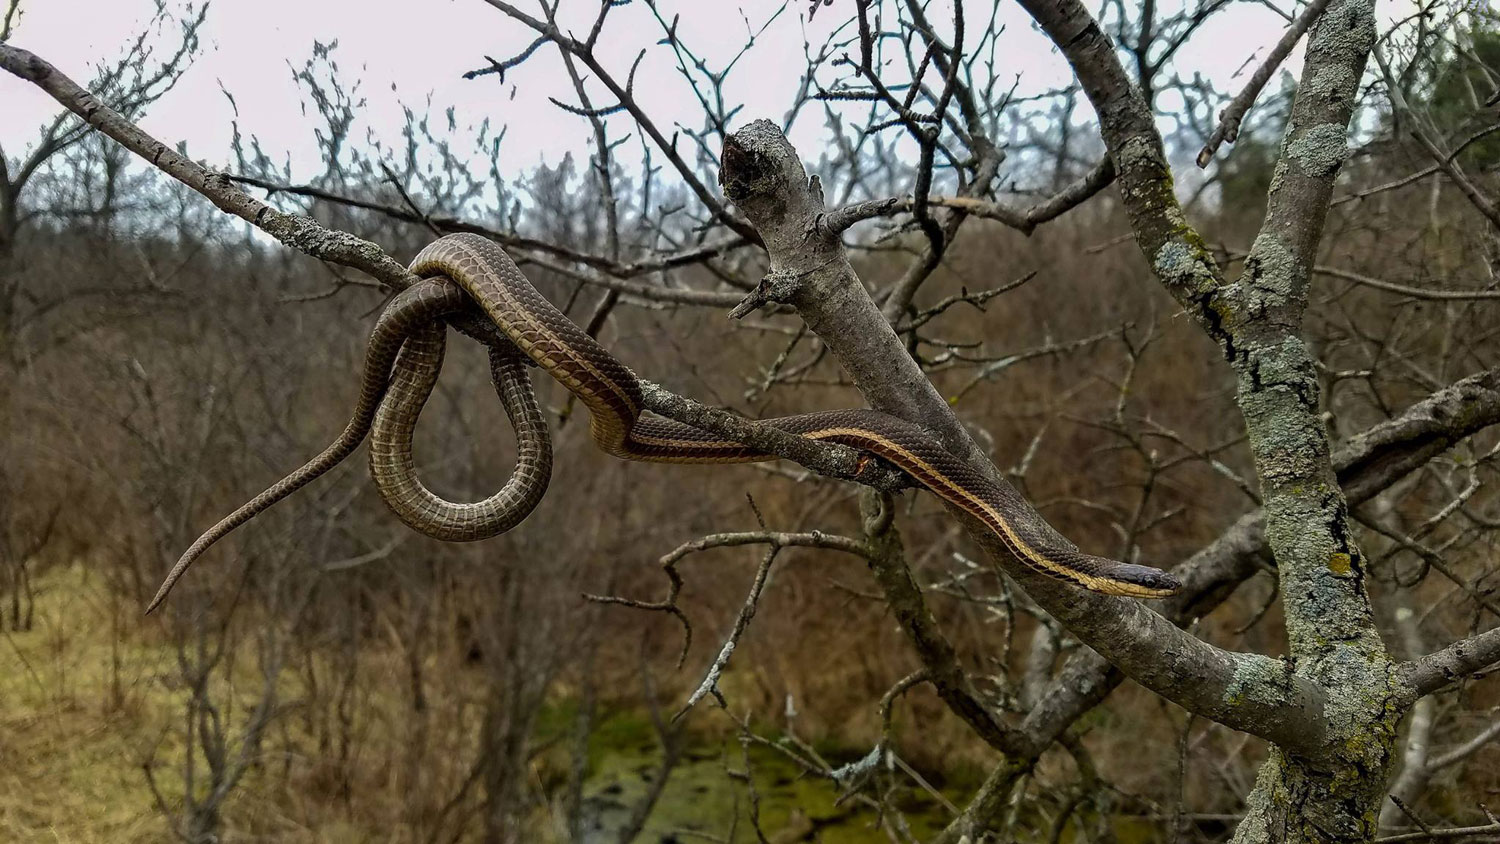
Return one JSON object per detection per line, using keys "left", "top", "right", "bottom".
{"left": 147, "top": 233, "right": 1181, "bottom": 611}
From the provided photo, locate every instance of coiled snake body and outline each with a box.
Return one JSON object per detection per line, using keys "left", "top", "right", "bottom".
{"left": 148, "top": 233, "right": 1180, "bottom": 611}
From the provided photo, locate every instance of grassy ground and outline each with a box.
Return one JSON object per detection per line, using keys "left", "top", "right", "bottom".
{"left": 2, "top": 564, "right": 184, "bottom": 841}
{"left": 547, "top": 709, "right": 958, "bottom": 842}
{"left": 1, "top": 564, "right": 958, "bottom": 842}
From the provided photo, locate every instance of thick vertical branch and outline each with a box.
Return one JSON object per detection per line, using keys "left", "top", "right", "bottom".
{"left": 972, "top": 0, "right": 1404, "bottom": 838}
{"left": 1015, "top": 0, "right": 1223, "bottom": 318}
{"left": 1019, "top": 0, "right": 1385, "bottom": 675}
{"left": 1223, "top": 0, "right": 1382, "bottom": 660}
{"left": 857, "top": 490, "right": 1024, "bottom": 754}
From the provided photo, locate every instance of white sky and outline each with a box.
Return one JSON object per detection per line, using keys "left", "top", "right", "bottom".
{"left": 2, "top": 0, "right": 1297, "bottom": 184}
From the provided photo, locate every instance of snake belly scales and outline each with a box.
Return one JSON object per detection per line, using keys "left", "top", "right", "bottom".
{"left": 147, "top": 233, "right": 1181, "bottom": 611}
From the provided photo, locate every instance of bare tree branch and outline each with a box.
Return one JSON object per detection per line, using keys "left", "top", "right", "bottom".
{"left": 1197, "top": 0, "right": 1336, "bottom": 167}
{"left": 0, "top": 44, "right": 412, "bottom": 287}
{"left": 475, "top": 0, "right": 764, "bottom": 247}
{"left": 1403, "top": 624, "right": 1500, "bottom": 697}
{"left": 225, "top": 172, "right": 752, "bottom": 283}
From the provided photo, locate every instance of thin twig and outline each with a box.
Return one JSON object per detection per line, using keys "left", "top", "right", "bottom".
{"left": 1197, "top": 0, "right": 1335, "bottom": 166}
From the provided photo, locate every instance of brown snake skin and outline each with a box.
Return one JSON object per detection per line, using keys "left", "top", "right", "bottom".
{"left": 148, "top": 233, "right": 1180, "bottom": 612}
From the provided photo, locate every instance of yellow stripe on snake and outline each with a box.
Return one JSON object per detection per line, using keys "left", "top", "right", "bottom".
{"left": 147, "top": 233, "right": 1180, "bottom": 612}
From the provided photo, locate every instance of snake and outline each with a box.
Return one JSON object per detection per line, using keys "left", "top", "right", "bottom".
{"left": 147, "top": 232, "right": 1181, "bottom": 612}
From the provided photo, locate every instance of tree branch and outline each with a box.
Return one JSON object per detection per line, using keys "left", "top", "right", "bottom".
{"left": 227, "top": 172, "right": 752, "bottom": 283}
{"left": 1403, "top": 624, "right": 1500, "bottom": 698}
{"left": 0, "top": 45, "right": 412, "bottom": 288}
{"left": 1015, "top": 0, "right": 1223, "bottom": 316}
{"left": 1197, "top": 0, "right": 1336, "bottom": 167}
{"left": 819, "top": 157, "right": 1116, "bottom": 238}
{"left": 476, "top": 0, "right": 764, "bottom": 247}
{"left": 719, "top": 119, "right": 1330, "bottom": 753}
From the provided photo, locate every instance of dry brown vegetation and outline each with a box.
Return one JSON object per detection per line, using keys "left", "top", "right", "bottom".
{"left": 3, "top": 0, "right": 1500, "bottom": 842}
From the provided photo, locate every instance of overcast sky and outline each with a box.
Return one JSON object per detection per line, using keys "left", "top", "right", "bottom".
{"left": 2, "top": 0, "right": 1297, "bottom": 183}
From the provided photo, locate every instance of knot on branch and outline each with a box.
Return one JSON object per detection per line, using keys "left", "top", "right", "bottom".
{"left": 719, "top": 119, "right": 796, "bottom": 204}
{"left": 728, "top": 266, "right": 812, "bottom": 319}
{"left": 720, "top": 120, "right": 829, "bottom": 252}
